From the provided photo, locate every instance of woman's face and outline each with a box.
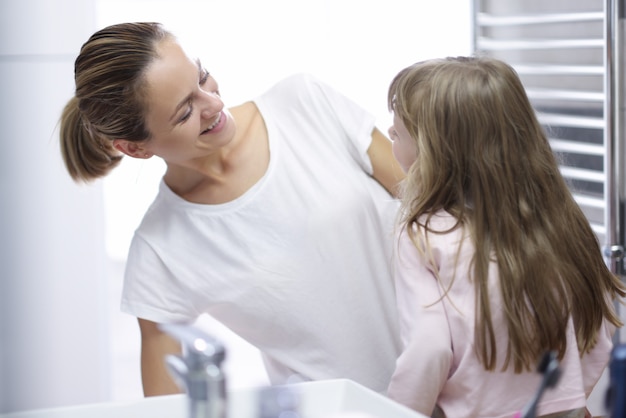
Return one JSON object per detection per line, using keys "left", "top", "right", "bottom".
{"left": 140, "top": 39, "right": 236, "bottom": 164}
{"left": 389, "top": 113, "right": 417, "bottom": 173}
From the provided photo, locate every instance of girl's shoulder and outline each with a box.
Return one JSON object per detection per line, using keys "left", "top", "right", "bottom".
{"left": 414, "top": 211, "right": 469, "bottom": 254}
{"left": 420, "top": 210, "right": 462, "bottom": 233}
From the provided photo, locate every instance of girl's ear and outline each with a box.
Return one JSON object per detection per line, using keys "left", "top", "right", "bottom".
{"left": 112, "top": 139, "right": 152, "bottom": 159}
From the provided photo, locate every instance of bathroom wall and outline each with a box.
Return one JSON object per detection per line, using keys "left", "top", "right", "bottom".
{"left": 0, "top": 0, "right": 109, "bottom": 413}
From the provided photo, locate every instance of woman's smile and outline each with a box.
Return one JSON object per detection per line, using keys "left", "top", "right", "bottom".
{"left": 201, "top": 111, "right": 225, "bottom": 135}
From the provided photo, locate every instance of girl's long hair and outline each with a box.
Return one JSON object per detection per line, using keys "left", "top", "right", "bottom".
{"left": 389, "top": 56, "right": 625, "bottom": 372}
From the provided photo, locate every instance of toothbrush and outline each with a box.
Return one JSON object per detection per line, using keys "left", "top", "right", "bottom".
{"left": 513, "top": 351, "right": 562, "bottom": 418}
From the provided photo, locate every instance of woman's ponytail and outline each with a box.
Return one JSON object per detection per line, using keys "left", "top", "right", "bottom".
{"left": 59, "top": 96, "right": 122, "bottom": 182}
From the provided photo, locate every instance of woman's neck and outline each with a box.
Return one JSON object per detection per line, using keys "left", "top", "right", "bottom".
{"left": 163, "top": 101, "right": 269, "bottom": 204}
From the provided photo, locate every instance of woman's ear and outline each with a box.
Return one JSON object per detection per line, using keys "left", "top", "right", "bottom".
{"left": 112, "top": 139, "right": 153, "bottom": 159}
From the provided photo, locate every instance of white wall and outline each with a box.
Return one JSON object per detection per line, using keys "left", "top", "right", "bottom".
{"left": 0, "top": 0, "right": 111, "bottom": 414}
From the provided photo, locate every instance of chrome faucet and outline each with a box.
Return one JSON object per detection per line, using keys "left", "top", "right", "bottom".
{"left": 159, "top": 323, "right": 227, "bottom": 418}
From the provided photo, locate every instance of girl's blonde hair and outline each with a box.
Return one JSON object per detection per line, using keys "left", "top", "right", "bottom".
{"left": 389, "top": 56, "right": 625, "bottom": 372}
{"left": 59, "top": 22, "right": 171, "bottom": 182}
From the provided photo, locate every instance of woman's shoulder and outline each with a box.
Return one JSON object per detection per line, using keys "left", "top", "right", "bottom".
{"left": 275, "top": 72, "right": 321, "bottom": 88}
{"left": 254, "top": 73, "right": 340, "bottom": 126}
{"left": 259, "top": 73, "right": 328, "bottom": 101}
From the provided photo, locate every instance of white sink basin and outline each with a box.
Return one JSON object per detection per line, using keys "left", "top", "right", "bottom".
{"left": 2, "top": 379, "right": 426, "bottom": 418}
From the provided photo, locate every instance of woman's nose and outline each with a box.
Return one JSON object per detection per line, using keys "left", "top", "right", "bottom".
{"left": 199, "top": 91, "right": 223, "bottom": 118}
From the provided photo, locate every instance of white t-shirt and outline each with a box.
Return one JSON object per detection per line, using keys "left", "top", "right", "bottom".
{"left": 121, "top": 74, "right": 402, "bottom": 392}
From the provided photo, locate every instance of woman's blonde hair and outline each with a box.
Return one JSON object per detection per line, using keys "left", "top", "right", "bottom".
{"left": 59, "top": 22, "right": 171, "bottom": 182}
{"left": 388, "top": 56, "right": 625, "bottom": 372}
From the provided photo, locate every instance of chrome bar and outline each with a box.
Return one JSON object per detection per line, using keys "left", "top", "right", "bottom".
{"left": 559, "top": 166, "right": 605, "bottom": 182}
{"left": 526, "top": 88, "right": 604, "bottom": 102}
{"left": 591, "top": 222, "right": 607, "bottom": 236}
{"left": 573, "top": 193, "right": 606, "bottom": 209}
{"left": 549, "top": 139, "right": 605, "bottom": 156}
{"left": 471, "top": 0, "right": 479, "bottom": 53}
{"left": 477, "top": 37, "right": 604, "bottom": 51}
{"left": 513, "top": 64, "right": 604, "bottom": 76}
{"left": 603, "top": 0, "right": 626, "bottom": 277}
{"left": 477, "top": 12, "right": 604, "bottom": 27}
{"left": 537, "top": 112, "right": 605, "bottom": 129}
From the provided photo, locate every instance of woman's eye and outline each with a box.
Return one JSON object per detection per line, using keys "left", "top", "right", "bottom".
{"left": 200, "top": 69, "right": 210, "bottom": 85}
{"left": 179, "top": 105, "right": 193, "bottom": 123}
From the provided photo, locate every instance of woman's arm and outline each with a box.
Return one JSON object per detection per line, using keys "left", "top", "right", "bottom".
{"left": 138, "top": 317, "right": 184, "bottom": 396}
{"left": 367, "top": 128, "right": 405, "bottom": 197}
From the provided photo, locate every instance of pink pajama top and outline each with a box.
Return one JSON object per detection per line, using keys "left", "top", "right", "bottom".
{"left": 387, "top": 211, "right": 614, "bottom": 418}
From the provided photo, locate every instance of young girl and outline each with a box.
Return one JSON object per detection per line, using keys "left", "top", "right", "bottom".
{"left": 385, "top": 56, "right": 625, "bottom": 418}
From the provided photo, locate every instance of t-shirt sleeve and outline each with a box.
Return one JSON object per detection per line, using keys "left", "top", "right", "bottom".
{"left": 120, "top": 232, "right": 200, "bottom": 323}
{"left": 387, "top": 230, "right": 452, "bottom": 415}
{"left": 581, "top": 318, "right": 615, "bottom": 397}
{"left": 265, "top": 73, "right": 377, "bottom": 174}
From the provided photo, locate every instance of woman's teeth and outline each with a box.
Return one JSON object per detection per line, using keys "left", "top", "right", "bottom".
{"left": 203, "top": 113, "right": 221, "bottom": 133}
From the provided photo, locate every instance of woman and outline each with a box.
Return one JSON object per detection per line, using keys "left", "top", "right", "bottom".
{"left": 60, "top": 22, "right": 404, "bottom": 396}
{"left": 385, "top": 56, "right": 625, "bottom": 417}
